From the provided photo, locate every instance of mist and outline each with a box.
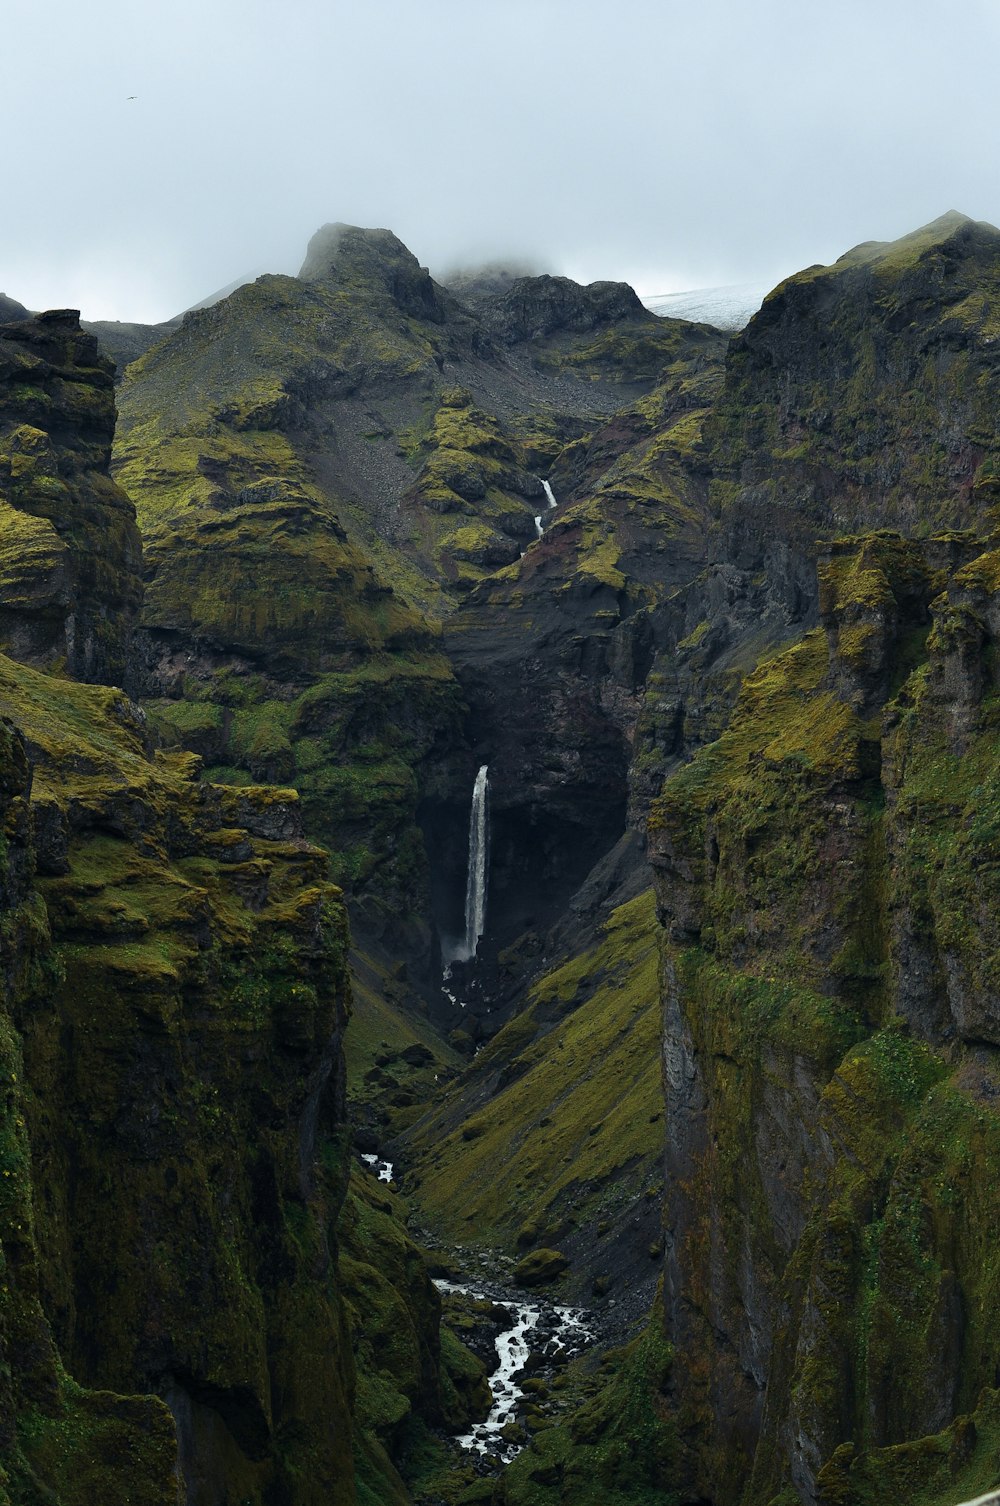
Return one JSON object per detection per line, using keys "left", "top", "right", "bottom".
{"left": 4, "top": 0, "right": 1000, "bottom": 322}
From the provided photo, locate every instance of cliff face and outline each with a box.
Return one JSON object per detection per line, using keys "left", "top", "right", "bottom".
{"left": 648, "top": 530, "right": 1000, "bottom": 1506}
{"left": 703, "top": 212, "right": 1000, "bottom": 625}
{"left": 0, "top": 306, "right": 493, "bottom": 1506}
{"left": 0, "top": 311, "right": 142, "bottom": 688}
{"left": 0, "top": 710, "right": 180, "bottom": 1506}
{"left": 2, "top": 655, "right": 357, "bottom": 1504}
{"left": 0, "top": 314, "right": 362, "bottom": 1505}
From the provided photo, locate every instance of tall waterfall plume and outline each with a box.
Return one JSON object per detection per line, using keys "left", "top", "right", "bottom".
{"left": 463, "top": 764, "right": 490, "bottom": 959}
{"left": 541, "top": 478, "right": 558, "bottom": 509}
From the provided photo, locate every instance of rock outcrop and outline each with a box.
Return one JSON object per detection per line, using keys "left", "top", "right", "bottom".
{"left": 704, "top": 212, "right": 1000, "bottom": 621}
{"left": 0, "top": 311, "right": 142, "bottom": 688}
{"left": 479, "top": 273, "right": 649, "bottom": 344}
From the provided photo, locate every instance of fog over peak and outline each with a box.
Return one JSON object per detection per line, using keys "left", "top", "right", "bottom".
{"left": 4, "top": 0, "right": 1000, "bottom": 323}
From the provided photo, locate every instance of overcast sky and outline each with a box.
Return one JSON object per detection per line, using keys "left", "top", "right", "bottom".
{"left": 5, "top": 0, "right": 1000, "bottom": 322}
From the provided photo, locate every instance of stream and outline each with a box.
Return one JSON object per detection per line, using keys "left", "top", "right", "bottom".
{"left": 360, "top": 1153, "right": 394, "bottom": 1183}
{"left": 436, "top": 1279, "right": 595, "bottom": 1462}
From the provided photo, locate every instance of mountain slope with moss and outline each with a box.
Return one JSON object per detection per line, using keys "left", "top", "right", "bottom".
{"left": 110, "top": 226, "right": 723, "bottom": 970}
{"left": 401, "top": 889, "right": 664, "bottom": 1310}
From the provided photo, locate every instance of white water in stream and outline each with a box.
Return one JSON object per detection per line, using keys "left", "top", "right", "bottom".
{"left": 360, "top": 1153, "right": 394, "bottom": 1183}
{"left": 541, "top": 478, "right": 558, "bottom": 510}
{"left": 436, "top": 1281, "right": 594, "bottom": 1462}
{"left": 462, "top": 765, "right": 489, "bottom": 960}
{"left": 533, "top": 514, "right": 544, "bottom": 538}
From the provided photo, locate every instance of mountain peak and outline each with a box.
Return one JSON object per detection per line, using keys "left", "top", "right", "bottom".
{"left": 0, "top": 292, "right": 31, "bottom": 324}
{"left": 828, "top": 209, "right": 995, "bottom": 274}
{"left": 482, "top": 272, "right": 650, "bottom": 344}
{"left": 298, "top": 222, "right": 447, "bottom": 323}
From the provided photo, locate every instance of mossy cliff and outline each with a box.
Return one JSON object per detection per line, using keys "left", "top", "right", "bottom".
{"left": 435, "top": 340, "right": 725, "bottom": 957}
{"left": 0, "top": 301, "right": 489, "bottom": 1506}
{"left": 0, "top": 645, "right": 361, "bottom": 1503}
{"left": 630, "top": 215, "right": 1000, "bottom": 843}
{"left": 0, "top": 710, "right": 179, "bottom": 1506}
{"left": 701, "top": 213, "right": 1000, "bottom": 635}
{"left": 647, "top": 530, "right": 1000, "bottom": 1506}
{"left": 0, "top": 311, "right": 142, "bottom": 687}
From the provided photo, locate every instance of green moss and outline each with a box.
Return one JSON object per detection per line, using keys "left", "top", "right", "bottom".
{"left": 0, "top": 645, "right": 357, "bottom": 1504}
{"left": 403, "top": 890, "right": 663, "bottom": 1244}
{"left": 645, "top": 526, "right": 1000, "bottom": 1503}
{"left": 13, "top": 1383, "right": 178, "bottom": 1506}
{"left": 704, "top": 215, "right": 1000, "bottom": 537}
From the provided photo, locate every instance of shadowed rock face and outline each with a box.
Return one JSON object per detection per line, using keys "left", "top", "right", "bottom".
{"left": 0, "top": 310, "right": 142, "bottom": 688}
{"left": 702, "top": 212, "right": 1000, "bottom": 625}
{"left": 0, "top": 317, "right": 366, "bottom": 1500}
{"left": 479, "top": 274, "right": 651, "bottom": 344}
{"left": 300, "top": 221, "right": 450, "bottom": 324}
{"left": 0, "top": 292, "right": 30, "bottom": 323}
{"left": 648, "top": 528, "right": 1000, "bottom": 1506}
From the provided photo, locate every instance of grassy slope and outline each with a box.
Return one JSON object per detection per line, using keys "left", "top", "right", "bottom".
{"left": 401, "top": 890, "right": 663, "bottom": 1281}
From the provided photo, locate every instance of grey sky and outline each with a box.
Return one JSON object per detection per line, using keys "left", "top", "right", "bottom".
{"left": 5, "top": 0, "right": 1000, "bottom": 322}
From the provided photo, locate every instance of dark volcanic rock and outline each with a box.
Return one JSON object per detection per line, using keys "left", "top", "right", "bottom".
{"left": 0, "top": 310, "right": 142, "bottom": 687}
{"left": 704, "top": 212, "right": 1000, "bottom": 624}
{"left": 299, "top": 220, "right": 449, "bottom": 324}
{"left": 0, "top": 292, "right": 30, "bottom": 322}
{"left": 483, "top": 274, "right": 651, "bottom": 344}
{"left": 83, "top": 316, "right": 180, "bottom": 373}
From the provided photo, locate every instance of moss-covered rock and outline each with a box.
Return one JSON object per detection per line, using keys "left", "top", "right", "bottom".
{"left": 0, "top": 650, "right": 357, "bottom": 1504}
{"left": 512, "top": 1250, "right": 569, "bottom": 1288}
{"left": 703, "top": 213, "right": 1000, "bottom": 626}
{"left": 0, "top": 312, "right": 142, "bottom": 687}
{"left": 502, "top": 1298, "right": 677, "bottom": 1506}
{"left": 647, "top": 531, "right": 1000, "bottom": 1505}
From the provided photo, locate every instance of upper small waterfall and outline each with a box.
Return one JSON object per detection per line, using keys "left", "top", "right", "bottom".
{"left": 541, "top": 478, "right": 558, "bottom": 510}
{"left": 463, "top": 764, "right": 490, "bottom": 959}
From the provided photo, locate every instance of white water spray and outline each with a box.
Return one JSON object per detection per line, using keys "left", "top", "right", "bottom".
{"left": 360, "top": 1153, "right": 394, "bottom": 1184}
{"left": 436, "top": 1280, "right": 594, "bottom": 1462}
{"left": 533, "top": 514, "right": 544, "bottom": 538}
{"left": 462, "top": 765, "right": 490, "bottom": 959}
{"left": 541, "top": 478, "right": 557, "bottom": 510}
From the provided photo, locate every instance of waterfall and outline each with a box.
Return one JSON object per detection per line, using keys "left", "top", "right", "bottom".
{"left": 463, "top": 764, "right": 490, "bottom": 959}
{"left": 541, "top": 478, "right": 557, "bottom": 509}
{"left": 533, "top": 514, "right": 544, "bottom": 538}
